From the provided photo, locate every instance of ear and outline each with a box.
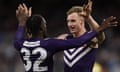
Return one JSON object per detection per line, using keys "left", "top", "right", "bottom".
{"left": 26, "top": 28, "right": 32, "bottom": 35}
{"left": 27, "top": 33, "right": 32, "bottom": 38}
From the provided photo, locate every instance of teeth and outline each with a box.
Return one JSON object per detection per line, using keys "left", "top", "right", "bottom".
{"left": 71, "top": 26, "right": 75, "bottom": 29}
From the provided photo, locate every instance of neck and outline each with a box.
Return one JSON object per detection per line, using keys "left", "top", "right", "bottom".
{"left": 73, "top": 28, "right": 86, "bottom": 37}
{"left": 27, "top": 33, "right": 40, "bottom": 39}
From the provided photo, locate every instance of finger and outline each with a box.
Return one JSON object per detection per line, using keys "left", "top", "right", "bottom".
{"left": 16, "top": 10, "right": 19, "bottom": 16}
{"left": 108, "top": 16, "right": 116, "bottom": 20}
{"left": 110, "top": 21, "right": 118, "bottom": 25}
{"left": 18, "top": 4, "right": 21, "bottom": 11}
{"left": 105, "top": 16, "right": 116, "bottom": 22}
{"left": 83, "top": 4, "right": 86, "bottom": 10}
{"left": 19, "top": 4, "right": 24, "bottom": 10}
{"left": 103, "top": 19, "right": 106, "bottom": 21}
{"left": 22, "top": 3, "right": 27, "bottom": 9}
{"left": 20, "top": 4, "right": 28, "bottom": 15}
{"left": 17, "top": 5, "right": 21, "bottom": 14}
{"left": 89, "top": 0, "right": 93, "bottom": 8}
{"left": 109, "top": 21, "right": 118, "bottom": 27}
{"left": 109, "top": 16, "right": 116, "bottom": 20}
{"left": 83, "top": 4, "right": 88, "bottom": 11}
{"left": 28, "top": 7, "right": 32, "bottom": 17}
{"left": 109, "top": 24, "right": 118, "bottom": 27}
{"left": 18, "top": 5, "right": 22, "bottom": 13}
{"left": 86, "top": 4, "right": 89, "bottom": 10}
{"left": 19, "top": 4, "right": 24, "bottom": 13}
{"left": 88, "top": 0, "right": 91, "bottom": 2}
{"left": 22, "top": 3, "right": 28, "bottom": 13}
{"left": 109, "top": 16, "right": 116, "bottom": 22}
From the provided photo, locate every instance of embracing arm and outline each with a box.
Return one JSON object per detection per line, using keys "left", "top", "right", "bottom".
{"left": 48, "top": 30, "right": 97, "bottom": 52}
{"left": 83, "top": 0, "right": 105, "bottom": 47}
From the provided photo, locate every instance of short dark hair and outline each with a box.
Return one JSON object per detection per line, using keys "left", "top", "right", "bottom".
{"left": 26, "top": 14, "right": 47, "bottom": 38}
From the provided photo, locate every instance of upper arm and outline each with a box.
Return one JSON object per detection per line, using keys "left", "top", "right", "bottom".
{"left": 97, "top": 32, "right": 105, "bottom": 43}
{"left": 88, "top": 32, "right": 105, "bottom": 48}
{"left": 88, "top": 37, "right": 98, "bottom": 48}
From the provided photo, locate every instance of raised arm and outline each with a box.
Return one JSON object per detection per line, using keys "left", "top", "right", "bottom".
{"left": 83, "top": 0, "right": 99, "bottom": 30}
{"left": 14, "top": 3, "right": 32, "bottom": 48}
{"left": 82, "top": 0, "right": 105, "bottom": 47}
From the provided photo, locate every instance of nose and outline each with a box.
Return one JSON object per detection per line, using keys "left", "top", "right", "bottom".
{"left": 67, "top": 22, "right": 72, "bottom": 26}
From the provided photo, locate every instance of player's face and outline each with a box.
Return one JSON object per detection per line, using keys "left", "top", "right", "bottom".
{"left": 67, "top": 12, "right": 85, "bottom": 34}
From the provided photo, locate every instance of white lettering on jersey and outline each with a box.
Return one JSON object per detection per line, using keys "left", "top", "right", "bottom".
{"left": 21, "top": 41, "right": 48, "bottom": 71}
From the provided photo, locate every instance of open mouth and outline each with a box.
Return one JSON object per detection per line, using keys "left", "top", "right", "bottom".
{"left": 71, "top": 26, "right": 75, "bottom": 29}
{"left": 69, "top": 26, "right": 76, "bottom": 31}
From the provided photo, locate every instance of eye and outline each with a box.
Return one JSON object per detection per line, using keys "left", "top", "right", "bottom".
{"left": 67, "top": 19, "right": 76, "bottom": 23}
{"left": 71, "top": 19, "right": 76, "bottom": 22}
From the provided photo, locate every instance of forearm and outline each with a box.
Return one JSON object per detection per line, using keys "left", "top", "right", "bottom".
{"left": 14, "top": 25, "right": 24, "bottom": 42}
{"left": 60, "top": 30, "right": 97, "bottom": 49}
{"left": 87, "top": 15, "right": 99, "bottom": 30}
{"left": 87, "top": 15, "right": 105, "bottom": 42}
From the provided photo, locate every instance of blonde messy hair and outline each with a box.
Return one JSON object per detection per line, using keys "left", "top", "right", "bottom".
{"left": 67, "top": 6, "right": 83, "bottom": 15}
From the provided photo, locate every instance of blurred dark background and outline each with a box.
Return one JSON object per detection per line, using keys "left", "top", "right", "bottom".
{"left": 0, "top": 0, "right": 120, "bottom": 72}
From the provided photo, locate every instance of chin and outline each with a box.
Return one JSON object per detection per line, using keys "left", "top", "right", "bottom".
{"left": 70, "top": 31, "right": 76, "bottom": 34}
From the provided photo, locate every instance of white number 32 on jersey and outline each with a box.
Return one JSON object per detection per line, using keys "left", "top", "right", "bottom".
{"left": 21, "top": 47, "right": 48, "bottom": 72}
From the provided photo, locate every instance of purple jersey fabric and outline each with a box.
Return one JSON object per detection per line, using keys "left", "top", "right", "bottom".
{"left": 64, "top": 35, "right": 97, "bottom": 72}
{"left": 14, "top": 26, "right": 97, "bottom": 72}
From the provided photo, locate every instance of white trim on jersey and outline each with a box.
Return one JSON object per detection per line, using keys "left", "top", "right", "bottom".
{"left": 69, "top": 48, "right": 75, "bottom": 52}
{"left": 64, "top": 47, "right": 92, "bottom": 67}
{"left": 64, "top": 47, "right": 83, "bottom": 60}
{"left": 23, "top": 41, "right": 40, "bottom": 47}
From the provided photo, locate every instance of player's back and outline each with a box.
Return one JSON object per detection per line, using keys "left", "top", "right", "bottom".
{"left": 15, "top": 38, "right": 56, "bottom": 72}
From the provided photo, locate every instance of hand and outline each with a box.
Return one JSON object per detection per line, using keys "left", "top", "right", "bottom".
{"left": 16, "top": 3, "right": 32, "bottom": 26}
{"left": 83, "top": 0, "right": 92, "bottom": 17}
{"left": 96, "top": 16, "right": 118, "bottom": 32}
